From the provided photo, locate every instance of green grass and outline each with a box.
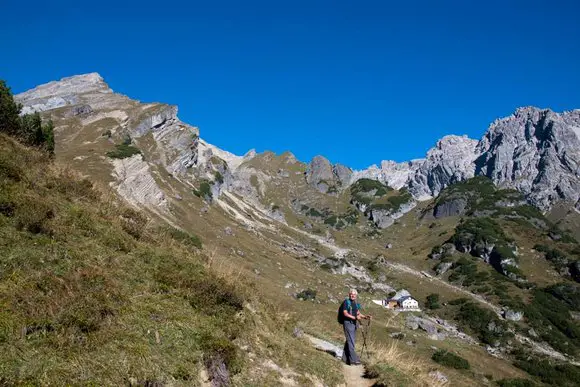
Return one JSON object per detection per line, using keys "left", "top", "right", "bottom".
{"left": 0, "top": 134, "right": 343, "bottom": 385}
{"left": 105, "top": 143, "right": 142, "bottom": 159}
{"left": 431, "top": 350, "right": 470, "bottom": 370}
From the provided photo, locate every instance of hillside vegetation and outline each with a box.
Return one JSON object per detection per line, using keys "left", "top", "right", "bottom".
{"left": 0, "top": 134, "right": 341, "bottom": 385}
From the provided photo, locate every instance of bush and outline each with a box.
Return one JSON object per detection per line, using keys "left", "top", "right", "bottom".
{"left": 514, "top": 355, "right": 580, "bottom": 386}
{"left": 214, "top": 171, "right": 224, "bottom": 184}
{"left": 497, "top": 378, "right": 537, "bottom": 387}
{"left": 198, "top": 180, "right": 213, "bottom": 200}
{"left": 426, "top": 293, "right": 440, "bottom": 309}
{"left": 296, "top": 288, "right": 317, "bottom": 301}
{"left": 431, "top": 350, "right": 470, "bottom": 369}
{"left": 106, "top": 143, "right": 141, "bottom": 159}
{"left": 457, "top": 302, "right": 511, "bottom": 346}
{"left": 166, "top": 227, "right": 203, "bottom": 249}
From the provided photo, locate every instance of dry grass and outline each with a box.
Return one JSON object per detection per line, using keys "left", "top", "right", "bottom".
{"left": 0, "top": 134, "right": 345, "bottom": 386}
{"left": 365, "top": 341, "right": 447, "bottom": 386}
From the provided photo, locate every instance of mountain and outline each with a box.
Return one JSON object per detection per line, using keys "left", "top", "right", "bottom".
{"left": 6, "top": 73, "right": 580, "bottom": 386}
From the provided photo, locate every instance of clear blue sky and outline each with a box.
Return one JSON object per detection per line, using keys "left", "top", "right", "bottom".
{"left": 2, "top": 0, "right": 579, "bottom": 169}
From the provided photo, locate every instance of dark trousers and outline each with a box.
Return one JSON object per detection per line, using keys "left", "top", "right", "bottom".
{"left": 341, "top": 320, "right": 360, "bottom": 365}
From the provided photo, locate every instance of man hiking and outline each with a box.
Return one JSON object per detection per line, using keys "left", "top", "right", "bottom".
{"left": 340, "top": 289, "right": 371, "bottom": 365}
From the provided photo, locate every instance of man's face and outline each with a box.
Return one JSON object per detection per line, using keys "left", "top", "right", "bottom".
{"left": 349, "top": 292, "right": 357, "bottom": 300}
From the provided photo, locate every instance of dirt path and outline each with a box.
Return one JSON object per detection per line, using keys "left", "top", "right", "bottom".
{"left": 342, "top": 364, "right": 374, "bottom": 387}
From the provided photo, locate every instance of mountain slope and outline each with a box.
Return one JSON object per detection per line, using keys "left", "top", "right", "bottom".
{"left": 10, "top": 73, "right": 580, "bottom": 386}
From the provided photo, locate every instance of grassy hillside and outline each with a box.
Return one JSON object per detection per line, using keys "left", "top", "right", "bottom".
{"left": 0, "top": 134, "right": 342, "bottom": 385}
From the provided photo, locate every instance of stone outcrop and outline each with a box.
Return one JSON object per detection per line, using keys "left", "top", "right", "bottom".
{"left": 476, "top": 107, "right": 580, "bottom": 211}
{"left": 367, "top": 200, "right": 416, "bottom": 229}
{"left": 305, "top": 156, "right": 352, "bottom": 193}
{"left": 408, "top": 135, "right": 480, "bottom": 200}
{"left": 354, "top": 159, "right": 423, "bottom": 190}
{"left": 433, "top": 197, "right": 468, "bottom": 218}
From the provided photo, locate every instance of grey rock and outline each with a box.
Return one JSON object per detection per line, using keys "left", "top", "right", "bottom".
{"left": 333, "top": 163, "right": 353, "bottom": 187}
{"left": 305, "top": 156, "right": 353, "bottom": 193}
{"left": 429, "top": 370, "right": 449, "bottom": 384}
{"left": 305, "top": 156, "right": 335, "bottom": 193}
{"left": 433, "top": 197, "right": 468, "bottom": 218}
{"left": 292, "top": 327, "right": 303, "bottom": 338}
{"left": 409, "top": 135, "right": 479, "bottom": 199}
{"left": 430, "top": 243, "right": 456, "bottom": 259}
{"left": 476, "top": 107, "right": 580, "bottom": 211}
{"left": 435, "top": 261, "right": 453, "bottom": 276}
{"left": 224, "top": 226, "right": 234, "bottom": 236}
{"left": 66, "top": 104, "right": 93, "bottom": 117}
{"left": 305, "top": 335, "right": 343, "bottom": 359}
{"left": 418, "top": 320, "right": 438, "bottom": 335}
{"left": 353, "top": 159, "right": 423, "bottom": 190}
{"left": 427, "top": 333, "right": 447, "bottom": 341}
{"left": 405, "top": 316, "right": 419, "bottom": 330}
{"left": 503, "top": 309, "right": 524, "bottom": 322}
{"left": 367, "top": 200, "right": 416, "bottom": 229}
{"left": 385, "top": 243, "right": 393, "bottom": 249}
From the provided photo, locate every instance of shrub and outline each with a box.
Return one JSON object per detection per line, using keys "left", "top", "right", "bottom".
{"left": 198, "top": 180, "right": 212, "bottom": 200}
{"left": 431, "top": 350, "right": 470, "bottom": 369}
{"left": 296, "top": 288, "right": 317, "bottom": 301}
{"left": 425, "top": 293, "right": 440, "bottom": 309}
{"left": 166, "top": 227, "right": 203, "bottom": 249}
{"left": 214, "top": 171, "right": 224, "bottom": 184}
{"left": 449, "top": 297, "right": 468, "bottom": 305}
{"left": 106, "top": 143, "right": 141, "bottom": 159}
{"left": 497, "top": 378, "right": 537, "bottom": 387}
{"left": 457, "top": 302, "right": 511, "bottom": 346}
{"left": 514, "top": 355, "right": 580, "bottom": 386}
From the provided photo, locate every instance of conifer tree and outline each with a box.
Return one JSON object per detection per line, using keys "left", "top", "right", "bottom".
{"left": 0, "top": 80, "right": 22, "bottom": 135}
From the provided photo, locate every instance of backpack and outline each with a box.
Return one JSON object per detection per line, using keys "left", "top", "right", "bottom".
{"left": 337, "top": 299, "right": 351, "bottom": 324}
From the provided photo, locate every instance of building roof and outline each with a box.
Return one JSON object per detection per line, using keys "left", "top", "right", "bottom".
{"left": 399, "top": 296, "right": 417, "bottom": 303}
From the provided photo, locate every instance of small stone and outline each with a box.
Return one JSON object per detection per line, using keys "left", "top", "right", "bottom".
{"left": 293, "top": 327, "right": 303, "bottom": 338}
{"left": 429, "top": 370, "right": 448, "bottom": 384}
{"left": 224, "top": 226, "right": 234, "bottom": 236}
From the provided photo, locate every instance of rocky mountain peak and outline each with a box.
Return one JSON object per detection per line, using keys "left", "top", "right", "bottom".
{"left": 305, "top": 155, "right": 352, "bottom": 193}
{"left": 17, "top": 72, "right": 110, "bottom": 102}
{"left": 476, "top": 107, "right": 580, "bottom": 210}
{"left": 408, "top": 135, "right": 479, "bottom": 200}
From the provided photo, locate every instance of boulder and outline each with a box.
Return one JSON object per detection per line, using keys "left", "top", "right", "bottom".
{"left": 503, "top": 309, "right": 524, "bottom": 322}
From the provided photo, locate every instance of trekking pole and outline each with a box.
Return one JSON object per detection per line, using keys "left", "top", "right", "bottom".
{"left": 360, "top": 318, "right": 371, "bottom": 360}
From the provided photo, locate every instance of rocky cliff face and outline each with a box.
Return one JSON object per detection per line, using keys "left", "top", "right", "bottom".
{"left": 354, "top": 135, "right": 480, "bottom": 201}
{"left": 408, "top": 135, "right": 480, "bottom": 200}
{"left": 15, "top": 73, "right": 580, "bottom": 216}
{"left": 475, "top": 107, "right": 580, "bottom": 211}
{"left": 355, "top": 109, "right": 580, "bottom": 212}
{"left": 14, "top": 73, "right": 207, "bottom": 212}
{"left": 305, "top": 156, "right": 352, "bottom": 193}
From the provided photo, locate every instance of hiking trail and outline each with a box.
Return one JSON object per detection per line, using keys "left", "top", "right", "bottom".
{"left": 304, "top": 334, "right": 376, "bottom": 387}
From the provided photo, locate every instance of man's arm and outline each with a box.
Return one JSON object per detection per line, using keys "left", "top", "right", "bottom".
{"left": 343, "top": 309, "right": 357, "bottom": 320}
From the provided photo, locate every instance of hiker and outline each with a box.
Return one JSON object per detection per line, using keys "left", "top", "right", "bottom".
{"left": 340, "top": 289, "right": 371, "bottom": 365}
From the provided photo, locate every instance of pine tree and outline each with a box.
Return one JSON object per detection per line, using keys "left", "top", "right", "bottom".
{"left": 20, "top": 112, "right": 43, "bottom": 145}
{"left": 43, "top": 119, "right": 55, "bottom": 155}
{"left": 0, "top": 80, "right": 22, "bottom": 135}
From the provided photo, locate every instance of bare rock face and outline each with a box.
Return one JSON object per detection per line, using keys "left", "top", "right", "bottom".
{"left": 16, "top": 73, "right": 110, "bottom": 114}
{"left": 354, "top": 159, "right": 423, "bottom": 190}
{"left": 476, "top": 107, "right": 580, "bottom": 211}
{"left": 14, "top": 73, "right": 204, "bottom": 212}
{"left": 305, "top": 156, "right": 352, "bottom": 193}
{"left": 408, "top": 135, "right": 480, "bottom": 200}
{"left": 433, "top": 197, "right": 468, "bottom": 218}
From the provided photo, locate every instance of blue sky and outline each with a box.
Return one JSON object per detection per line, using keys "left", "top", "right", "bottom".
{"left": 2, "top": 0, "right": 579, "bottom": 169}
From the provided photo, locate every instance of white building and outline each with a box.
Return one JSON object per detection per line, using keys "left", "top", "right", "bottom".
{"left": 399, "top": 296, "right": 419, "bottom": 309}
